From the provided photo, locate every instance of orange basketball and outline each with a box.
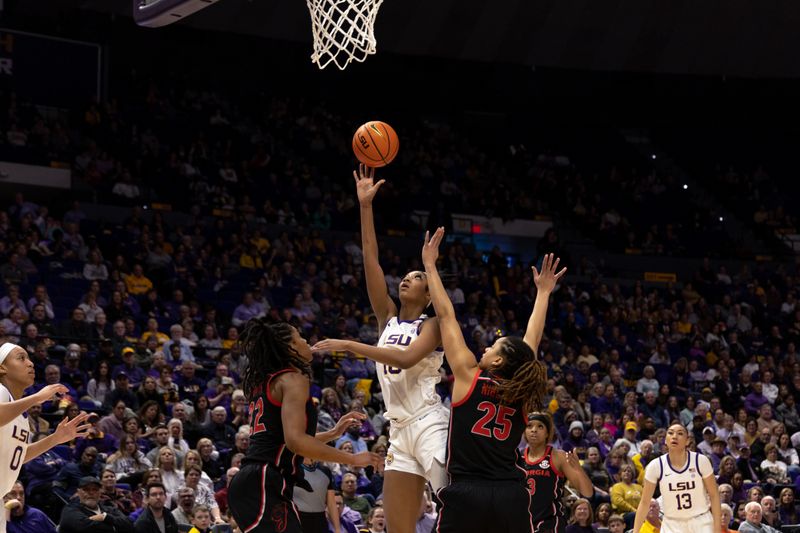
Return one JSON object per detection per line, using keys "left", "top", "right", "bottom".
{"left": 352, "top": 121, "right": 399, "bottom": 168}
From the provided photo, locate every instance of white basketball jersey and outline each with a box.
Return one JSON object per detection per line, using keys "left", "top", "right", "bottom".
{"left": 645, "top": 451, "right": 712, "bottom": 519}
{"left": 376, "top": 315, "right": 443, "bottom": 423}
{"left": 0, "top": 383, "right": 30, "bottom": 498}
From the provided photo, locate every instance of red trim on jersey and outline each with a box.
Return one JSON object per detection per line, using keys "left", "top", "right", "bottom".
{"left": 452, "top": 369, "right": 481, "bottom": 408}
{"left": 524, "top": 445, "right": 550, "bottom": 466}
{"left": 243, "top": 464, "right": 268, "bottom": 532}
{"left": 514, "top": 458, "right": 535, "bottom": 532}
{"left": 435, "top": 486, "right": 446, "bottom": 533}
{"left": 274, "top": 444, "right": 286, "bottom": 467}
{"left": 265, "top": 368, "right": 297, "bottom": 407}
{"left": 548, "top": 448, "right": 564, "bottom": 478}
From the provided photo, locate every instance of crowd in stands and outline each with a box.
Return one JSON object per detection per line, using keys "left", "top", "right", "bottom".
{"left": 0, "top": 83, "right": 799, "bottom": 533}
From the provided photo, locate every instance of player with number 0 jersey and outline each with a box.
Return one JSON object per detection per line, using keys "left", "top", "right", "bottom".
{"left": 421, "top": 230, "right": 562, "bottom": 533}
{"left": 634, "top": 424, "right": 722, "bottom": 533}
{"left": 0, "top": 343, "right": 91, "bottom": 533}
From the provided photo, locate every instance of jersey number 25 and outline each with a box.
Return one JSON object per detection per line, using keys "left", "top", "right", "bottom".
{"left": 471, "top": 401, "right": 516, "bottom": 441}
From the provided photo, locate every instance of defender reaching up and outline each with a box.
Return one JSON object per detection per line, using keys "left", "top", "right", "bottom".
{"left": 421, "top": 228, "right": 563, "bottom": 533}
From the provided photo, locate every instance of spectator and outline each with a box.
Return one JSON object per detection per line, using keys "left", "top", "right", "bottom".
{"left": 778, "top": 487, "right": 800, "bottom": 525}
{"left": 179, "top": 465, "right": 221, "bottom": 524}
{"left": 201, "top": 407, "right": 236, "bottom": 452}
{"left": 739, "top": 502, "right": 780, "bottom": 533}
{"left": 113, "top": 348, "right": 146, "bottom": 387}
{"left": 196, "top": 438, "right": 224, "bottom": 483}
{"left": 98, "top": 469, "right": 135, "bottom": 516}
{"left": 162, "top": 325, "right": 195, "bottom": 364}
{"left": 58, "top": 476, "right": 134, "bottom": 533}
{"left": 329, "top": 492, "right": 360, "bottom": 533}
{"left": 87, "top": 360, "right": 116, "bottom": 407}
{"left": 638, "top": 499, "right": 661, "bottom": 533}
{"left": 170, "top": 487, "right": 195, "bottom": 525}
{"left": 134, "top": 482, "right": 179, "bottom": 533}
{"left": 231, "top": 292, "right": 266, "bottom": 327}
{"left": 565, "top": 498, "right": 597, "bottom": 533}
{"left": 720, "top": 503, "right": 736, "bottom": 533}
{"left": 99, "top": 400, "right": 129, "bottom": 441}
{"left": 83, "top": 251, "right": 109, "bottom": 281}
{"left": 124, "top": 264, "right": 153, "bottom": 297}
{"left": 760, "top": 496, "right": 781, "bottom": 530}
{"left": 610, "top": 464, "right": 642, "bottom": 516}
{"left": 615, "top": 422, "right": 641, "bottom": 457}
{"left": 106, "top": 434, "right": 153, "bottom": 480}
{"left": 636, "top": 366, "right": 660, "bottom": 395}
{"left": 106, "top": 373, "right": 141, "bottom": 410}
{"left": 340, "top": 473, "right": 371, "bottom": 524}
{"left": 3, "top": 481, "right": 57, "bottom": 533}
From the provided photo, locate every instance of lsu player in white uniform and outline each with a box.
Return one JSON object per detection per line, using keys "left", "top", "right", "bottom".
{"left": 311, "top": 165, "right": 447, "bottom": 533}
{"left": 634, "top": 424, "right": 722, "bottom": 533}
{"left": 0, "top": 343, "right": 91, "bottom": 533}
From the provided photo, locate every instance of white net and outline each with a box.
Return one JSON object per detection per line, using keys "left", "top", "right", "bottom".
{"left": 306, "top": 0, "right": 385, "bottom": 70}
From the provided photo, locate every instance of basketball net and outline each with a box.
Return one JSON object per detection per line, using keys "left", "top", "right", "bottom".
{"left": 306, "top": 0, "right": 384, "bottom": 70}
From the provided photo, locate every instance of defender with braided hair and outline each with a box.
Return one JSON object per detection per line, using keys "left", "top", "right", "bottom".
{"left": 228, "top": 320, "right": 380, "bottom": 533}
{"left": 421, "top": 230, "right": 565, "bottom": 533}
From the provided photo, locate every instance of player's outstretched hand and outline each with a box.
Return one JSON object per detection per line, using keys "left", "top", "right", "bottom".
{"left": 422, "top": 227, "right": 445, "bottom": 267}
{"left": 54, "top": 412, "right": 93, "bottom": 444}
{"left": 310, "top": 339, "right": 351, "bottom": 353}
{"left": 354, "top": 164, "right": 385, "bottom": 206}
{"left": 349, "top": 451, "right": 383, "bottom": 469}
{"left": 330, "top": 411, "right": 366, "bottom": 439}
{"left": 33, "top": 383, "right": 69, "bottom": 405}
{"left": 532, "top": 253, "right": 567, "bottom": 294}
{"left": 564, "top": 450, "right": 580, "bottom": 470}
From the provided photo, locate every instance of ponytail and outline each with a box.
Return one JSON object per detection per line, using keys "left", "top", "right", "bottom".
{"left": 493, "top": 336, "right": 547, "bottom": 414}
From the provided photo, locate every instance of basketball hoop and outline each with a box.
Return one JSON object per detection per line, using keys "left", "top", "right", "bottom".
{"left": 306, "top": 0, "right": 384, "bottom": 70}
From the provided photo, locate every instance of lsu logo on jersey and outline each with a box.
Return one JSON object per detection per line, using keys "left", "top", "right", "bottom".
{"left": 384, "top": 334, "right": 412, "bottom": 347}
{"left": 386, "top": 452, "right": 394, "bottom": 465}
{"left": 11, "top": 425, "right": 29, "bottom": 443}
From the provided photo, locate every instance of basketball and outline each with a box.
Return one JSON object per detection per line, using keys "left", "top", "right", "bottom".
{"left": 352, "top": 120, "right": 400, "bottom": 167}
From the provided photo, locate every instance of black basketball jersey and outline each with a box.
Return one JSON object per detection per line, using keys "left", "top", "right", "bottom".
{"left": 244, "top": 368, "right": 318, "bottom": 485}
{"left": 518, "top": 445, "right": 566, "bottom": 533}
{"left": 446, "top": 370, "right": 526, "bottom": 482}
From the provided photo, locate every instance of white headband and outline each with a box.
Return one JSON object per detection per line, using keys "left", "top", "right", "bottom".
{"left": 0, "top": 342, "right": 20, "bottom": 366}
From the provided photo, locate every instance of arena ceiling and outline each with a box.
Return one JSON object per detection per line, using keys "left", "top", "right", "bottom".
{"left": 24, "top": 0, "right": 800, "bottom": 78}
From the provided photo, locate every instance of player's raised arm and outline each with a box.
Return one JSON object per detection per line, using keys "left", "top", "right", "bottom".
{"left": 523, "top": 253, "right": 566, "bottom": 355}
{"left": 312, "top": 317, "right": 441, "bottom": 369}
{"left": 356, "top": 164, "right": 396, "bottom": 328}
{"left": 553, "top": 450, "right": 594, "bottom": 498}
{"left": 422, "top": 228, "right": 477, "bottom": 384}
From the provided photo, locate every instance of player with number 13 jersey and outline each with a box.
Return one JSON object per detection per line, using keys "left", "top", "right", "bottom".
{"left": 634, "top": 424, "right": 722, "bottom": 533}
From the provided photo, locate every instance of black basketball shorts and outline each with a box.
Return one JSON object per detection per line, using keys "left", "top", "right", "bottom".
{"left": 228, "top": 463, "right": 301, "bottom": 533}
{"left": 436, "top": 479, "right": 533, "bottom": 533}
